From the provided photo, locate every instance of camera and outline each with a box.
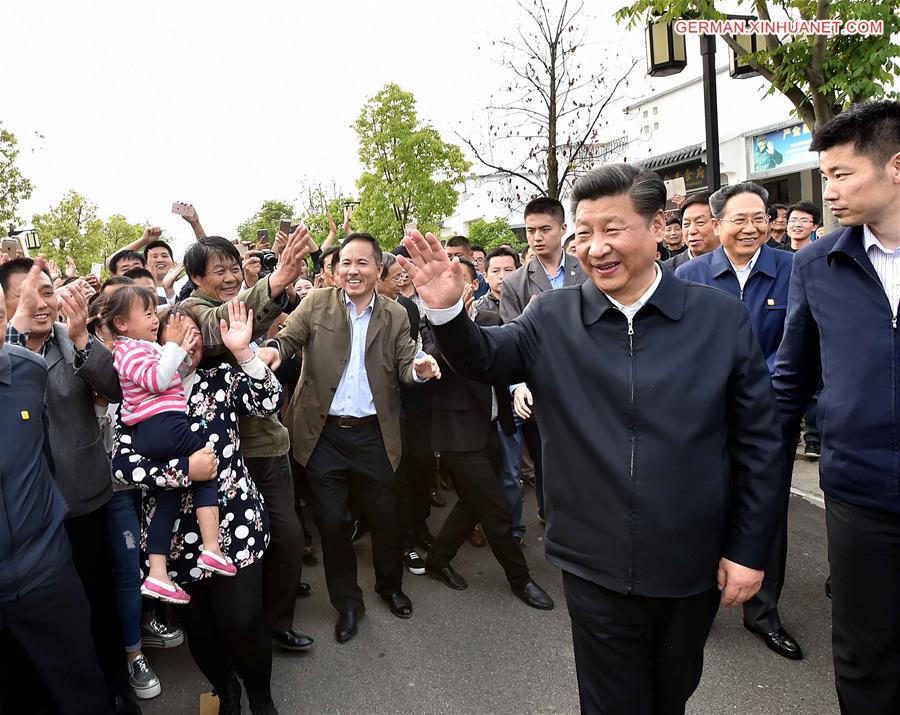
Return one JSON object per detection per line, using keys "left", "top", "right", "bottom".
{"left": 249, "top": 249, "right": 279, "bottom": 276}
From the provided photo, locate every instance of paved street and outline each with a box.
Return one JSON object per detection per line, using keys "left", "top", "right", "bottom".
{"left": 143, "top": 459, "right": 837, "bottom": 714}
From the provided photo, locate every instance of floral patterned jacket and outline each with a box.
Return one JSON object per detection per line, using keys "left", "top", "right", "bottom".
{"left": 112, "top": 359, "right": 283, "bottom": 584}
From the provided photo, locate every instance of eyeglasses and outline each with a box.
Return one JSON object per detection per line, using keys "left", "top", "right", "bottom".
{"left": 720, "top": 216, "right": 769, "bottom": 228}
{"left": 787, "top": 218, "right": 814, "bottom": 225}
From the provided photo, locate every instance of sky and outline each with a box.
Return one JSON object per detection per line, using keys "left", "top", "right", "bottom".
{"left": 2, "top": 0, "right": 679, "bottom": 250}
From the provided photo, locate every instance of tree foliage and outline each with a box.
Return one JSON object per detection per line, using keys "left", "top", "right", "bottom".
{"left": 461, "top": 0, "right": 638, "bottom": 206}
{"left": 236, "top": 199, "right": 296, "bottom": 245}
{"left": 615, "top": 0, "right": 900, "bottom": 130}
{"left": 31, "top": 190, "right": 146, "bottom": 274}
{"left": 353, "top": 83, "right": 471, "bottom": 247}
{"left": 295, "top": 181, "right": 356, "bottom": 244}
{"left": 0, "top": 123, "right": 35, "bottom": 231}
{"left": 466, "top": 217, "right": 521, "bottom": 253}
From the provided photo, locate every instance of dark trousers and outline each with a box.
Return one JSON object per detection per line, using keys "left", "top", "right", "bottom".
{"left": 743, "top": 498, "right": 789, "bottom": 633}
{"left": 521, "top": 414, "right": 544, "bottom": 519}
{"left": 178, "top": 560, "right": 273, "bottom": 709}
{"left": 826, "top": 496, "right": 900, "bottom": 715}
{"left": 66, "top": 507, "right": 131, "bottom": 701}
{"left": 306, "top": 421, "right": 403, "bottom": 612}
{"left": 0, "top": 560, "right": 109, "bottom": 715}
{"left": 289, "top": 455, "right": 313, "bottom": 550}
{"left": 427, "top": 427, "right": 530, "bottom": 587}
{"left": 245, "top": 454, "right": 303, "bottom": 633}
{"left": 396, "top": 410, "right": 435, "bottom": 549}
{"left": 563, "top": 571, "right": 720, "bottom": 715}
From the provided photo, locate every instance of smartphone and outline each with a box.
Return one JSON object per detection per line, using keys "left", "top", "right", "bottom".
{"left": 171, "top": 201, "right": 193, "bottom": 218}
{"left": 404, "top": 222, "right": 417, "bottom": 237}
{"left": 279, "top": 219, "right": 291, "bottom": 235}
{"left": 91, "top": 262, "right": 104, "bottom": 280}
{"left": 257, "top": 229, "right": 269, "bottom": 242}
{"left": 1, "top": 239, "right": 17, "bottom": 262}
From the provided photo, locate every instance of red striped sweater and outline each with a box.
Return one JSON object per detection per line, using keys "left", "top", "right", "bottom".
{"left": 112, "top": 338, "right": 188, "bottom": 426}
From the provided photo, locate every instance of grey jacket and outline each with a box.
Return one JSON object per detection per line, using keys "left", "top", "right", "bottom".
{"left": 499, "top": 253, "right": 586, "bottom": 324}
{"left": 662, "top": 249, "right": 691, "bottom": 272}
{"left": 44, "top": 324, "right": 121, "bottom": 518}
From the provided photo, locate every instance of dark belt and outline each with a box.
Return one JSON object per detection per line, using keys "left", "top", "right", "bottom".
{"left": 325, "top": 414, "right": 379, "bottom": 429}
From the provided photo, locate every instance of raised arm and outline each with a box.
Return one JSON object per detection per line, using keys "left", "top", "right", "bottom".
{"left": 105, "top": 226, "right": 161, "bottom": 268}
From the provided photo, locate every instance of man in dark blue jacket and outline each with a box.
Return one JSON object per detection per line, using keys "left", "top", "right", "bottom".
{"left": 772, "top": 100, "right": 900, "bottom": 715}
{"left": 677, "top": 182, "right": 800, "bottom": 661}
{"left": 400, "top": 164, "right": 785, "bottom": 714}
{"left": 0, "top": 272, "right": 108, "bottom": 714}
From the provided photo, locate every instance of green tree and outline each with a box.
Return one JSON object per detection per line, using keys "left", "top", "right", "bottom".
{"left": 295, "top": 181, "right": 356, "bottom": 244}
{"left": 1, "top": 123, "right": 35, "bottom": 231}
{"left": 236, "top": 199, "right": 295, "bottom": 245}
{"left": 615, "top": 0, "right": 899, "bottom": 131}
{"left": 467, "top": 217, "right": 521, "bottom": 253}
{"left": 353, "top": 83, "right": 471, "bottom": 246}
{"left": 31, "top": 191, "right": 146, "bottom": 274}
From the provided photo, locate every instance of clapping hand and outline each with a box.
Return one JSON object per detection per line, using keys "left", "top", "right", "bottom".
{"left": 57, "top": 284, "right": 91, "bottom": 349}
{"left": 220, "top": 300, "right": 255, "bottom": 363}
{"left": 162, "top": 260, "right": 184, "bottom": 292}
{"left": 398, "top": 230, "right": 466, "bottom": 309}
{"left": 269, "top": 225, "right": 312, "bottom": 297}
{"left": 65, "top": 255, "right": 79, "bottom": 279}
{"left": 413, "top": 352, "right": 441, "bottom": 381}
{"left": 165, "top": 313, "right": 192, "bottom": 345}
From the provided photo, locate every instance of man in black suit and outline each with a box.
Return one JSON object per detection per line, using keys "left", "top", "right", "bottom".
{"left": 399, "top": 164, "right": 785, "bottom": 714}
{"left": 422, "top": 259, "right": 553, "bottom": 609}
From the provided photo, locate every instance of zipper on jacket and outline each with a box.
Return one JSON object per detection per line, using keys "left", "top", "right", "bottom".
{"left": 627, "top": 318, "right": 636, "bottom": 594}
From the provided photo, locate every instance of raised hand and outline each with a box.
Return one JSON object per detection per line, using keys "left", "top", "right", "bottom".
{"left": 242, "top": 254, "right": 263, "bottom": 288}
{"left": 57, "top": 285, "right": 90, "bottom": 349}
{"left": 165, "top": 313, "right": 191, "bottom": 346}
{"left": 65, "top": 255, "right": 79, "bottom": 279}
{"left": 142, "top": 226, "right": 162, "bottom": 243}
{"left": 323, "top": 215, "right": 338, "bottom": 250}
{"left": 47, "top": 259, "right": 61, "bottom": 283}
{"left": 220, "top": 300, "right": 255, "bottom": 362}
{"left": 269, "top": 226, "right": 312, "bottom": 297}
{"left": 343, "top": 205, "right": 353, "bottom": 235}
{"left": 273, "top": 230, "right": 288, "bottom": 258}
{"left": 398, "top": 230, "right": 465, "bottom": 309}
{"left": 11, "top": 256, "right": 48, "bottom": 330}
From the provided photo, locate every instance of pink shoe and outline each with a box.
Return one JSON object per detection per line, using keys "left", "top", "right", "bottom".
{"left": 198, "top": 550, "right": 237, "bottom": 577}
{"left": 141, "top": 577, "right": 190, "bottom": 604}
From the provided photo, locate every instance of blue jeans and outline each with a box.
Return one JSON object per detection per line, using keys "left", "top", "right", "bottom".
{"left": 497, "top": 421, "right": 525, "bottom": 539}
{"left": 106, "top": 489, "right": 143, "bottom": 653}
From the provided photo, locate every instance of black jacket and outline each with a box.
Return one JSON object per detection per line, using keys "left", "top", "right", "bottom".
{"left": 427, "top": 310, "right": 515, "bottom": 453}
{"left": 430, "top": 271, "right": 785, "bottom": 598}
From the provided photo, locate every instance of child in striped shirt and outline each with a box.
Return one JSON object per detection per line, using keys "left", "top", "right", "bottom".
{"left": 105, "top": 286, "right": 235, "bottom": 605}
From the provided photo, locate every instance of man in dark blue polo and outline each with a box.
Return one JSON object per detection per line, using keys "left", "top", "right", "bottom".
{"left": 400, "top": 164, "right": 784, "bottom": 714}
{"left": 676, "top": 182, "right": 800, "bottom": 661}
{"left": 0, "top": 264, "right": 108, "bottom": 714}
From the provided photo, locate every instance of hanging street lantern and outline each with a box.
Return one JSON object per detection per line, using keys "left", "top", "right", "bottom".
{"left": 645, "top": 20, "right": 687, "bottom": 77}
{"left": 729, "top": 33, "right": 764, "bottom": 79}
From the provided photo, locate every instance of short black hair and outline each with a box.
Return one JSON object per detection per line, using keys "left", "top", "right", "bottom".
{"left": 446, "top": 235, "right": 472, "bottom": 252}
{"left": 570, "top": 163, "right": 665, "bottom": 222}
{"left": 709, "top": 182, "right": 769, "bottom": 219}
{"left": 457, "top": 256, "right": 478, "bottom": 282}
{"left": 184, "top": 236, "right": 242, "bottom": 280}
{"left": 100, "top": 276, "right": 135, "bottom": 294}
{"left": 485, "top": 246, "right": 521, "bottom": 271}
{"left": 471, "top": 244, "right": 485, "bottom": 255}
{"left": 767, "top": 203, "right": 788, "bottom": 221}
{"left": 319, "top": 245, "right": 340, "bottom": 273}
{"left": 101, "top": 285, "right": 157, "bottom": 336}
{"left": 679, "top": 193, "right": 712, "bottom": 221}
{"left": 563, "top": 234, "right": 576, "bottom": 250}
{"left": 809, "top": 100, "right": 900, "bottom": 168}
{"left": 124, "top": 267, "right": 156, "bottom": 282}
{"left": 339, "top": 233, "right": 383, "bottom": 265}
{"left": 665, "top": 215, "right": 682, "bottom": 227}
{"left": 524, "top": 197, "right": 565, "bottom": 225}
{"left": 109, "top": 250, "right": 146, "bottom": 274}
{"left": 143, "top": 240, "right": 173, "bottom": 260}
{"left": 0, "top": 257, "right": 50, "bottom": 293}
{"left": 786, "top": 201, "right": 822, "bottom": 225}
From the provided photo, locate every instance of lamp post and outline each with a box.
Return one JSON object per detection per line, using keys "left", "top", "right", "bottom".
{"left": 645, "top": 17, "right": 759, "bottom": 194}
{"left": 6, "top": 225, "right": 40, "bottom": 253}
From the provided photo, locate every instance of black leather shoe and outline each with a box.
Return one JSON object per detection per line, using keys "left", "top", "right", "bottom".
{"left": 425, "top": 563, "right": 468, "bottom": 590}
{"left": 511, "top": 579, "right": 554, "bottom": 610}
{"left": 744, "top": 623, "right": 804, "bottom": 660}
{"left": 335, "top": 607, "right": 364, "bottom": 643}
{"left": 381, "top": 590, "right": 413, "bottom": 619}
{"left": 113, "top": 690, "right": 143, "bottom": 715}
{"left": 272, "top": 629, "right": 314, "bottom": 652}
{"left": 429, "top": 490, "right": 447, "bottom": 508}
{"left": 414, "top": 529, "right": 435, "bottom": 551}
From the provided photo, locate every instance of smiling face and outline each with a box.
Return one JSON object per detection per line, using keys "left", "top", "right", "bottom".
{"left": 664, "top": 221, "right": 684, "bottom": 249}
{"left": 681, "top": 202, "right": 719, "bottom": 257}
{"left": 787, "top": 209, "right": 818, "bottom": 247}
{"left": 113, "top": 294, "right": 160, "bottom": 342}
{"left": 4, "top": 269, "right": 58, "bottom": 339}
{"left": 193, "top": 253, "right": 243, "bottom": 302}
{"left": 146, "top": 246, "right": 174, "bottom": 282}
{"left": 338, "top": 239, "right": 380, "bottom": 305}
{"left": 820, "top": 142, "right": 900, "bottom": 229}
{"left": 713, "top": 192, "right": 769, "bottom": 267}
{"left": 574, "top": 195, "right": 662, "bottom": 306}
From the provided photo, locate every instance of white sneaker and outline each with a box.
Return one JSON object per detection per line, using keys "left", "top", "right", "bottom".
{"left": 128, "top": 654, "right": 161, "bottom": 699}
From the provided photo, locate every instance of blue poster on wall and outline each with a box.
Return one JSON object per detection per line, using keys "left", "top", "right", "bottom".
{"left": 751, "top": 123, "right": 814, "bottom": 174}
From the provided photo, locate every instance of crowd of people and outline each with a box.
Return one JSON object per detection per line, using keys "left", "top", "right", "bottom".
{"left": 0, "top": 99, "right": 897, "bottom": 715}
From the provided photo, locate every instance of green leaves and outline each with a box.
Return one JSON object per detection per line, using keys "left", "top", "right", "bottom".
{"left": 236, "top": 199, "right": 296, "bottom": 245}
{"left": 467, "top": 217, "right": 521, "bottom": 252}
{"left": 0, "top": 123, "right": 35, "bottom": 230}
{"left": 352, "top": 83, "right": 471, "bottom": 247}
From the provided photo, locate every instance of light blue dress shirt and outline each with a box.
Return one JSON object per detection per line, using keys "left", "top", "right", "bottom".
{"left": 329, "top": 293, "right": 377, "bottom": 417}
{"left": 544, "top": 252, "right": 566, "bottom": 290}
